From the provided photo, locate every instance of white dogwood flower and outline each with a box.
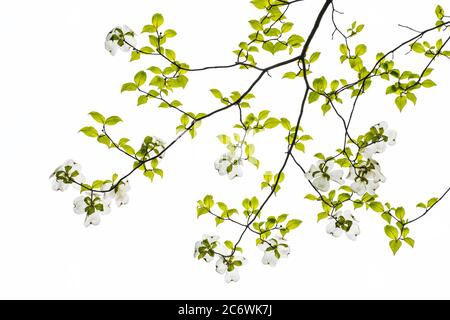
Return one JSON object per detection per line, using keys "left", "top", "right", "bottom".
{"left": 73, "top": 195, "right": 88, "bottom": 215}
{"left": 103, "top": 179, "right": 131, "bottom": 207}
{"left": 73, "top": 193, "right": 111, "bottom": 227}
{"left": 105, "top": 25, "right": 137, "bottom": 56}
{"left": 361, "top": 122, "right": 397, "bottom": 159}
{"left": 214, "top": 152, "right": 243, "bottom": 180}
{"left": 326, "top": 211, "right": 360, "bottom": 240}
{"left": 153, "top": 136, "right": 167, "bottom": 159}
{"left": 84, "top": 212, "right": 101, "bottom": 227}
{"left": 258, "top": 236, "right": 290, "bottom": 267}
{"left": 50, "top": 160, "right": 85, "bottom": 191}
{"left": 348, "top": 160, "right": 386, "bottom": 196}
{"left": 194, "top": 235, "right": 220, "bottom": 262}
{"left": 215, "top": 255, "right": 247, "bottom": 283}
{"left": 305, "top": 160, "right": 344, "bottom": 192}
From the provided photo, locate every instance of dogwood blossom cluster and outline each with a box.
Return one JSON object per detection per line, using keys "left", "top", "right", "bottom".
{"left": 360, "top": 122, "right": 397, "bottom": 159}
{"left": 326, "top": 211, "right": 360, "bottom": 240}
{"left": 348, "top": 159, "right": 386, "bottom": 196}
{"left": 214, "top": 152, "right": 244, "bottom": 179}
{"left": 349, "top": 122, "right": 396, "bottom": 196}
{"left": 138, "top": 136, "right": 167, "bottom": 160}
{"left": 305, "top": 160, "right": 344, "bottom": 192}
{"left": 194, "top": 235, "right": 247, "bottom": 283}
{"left": 104, "top": 25, "right": 137, "bottom": 56}
{"left": 258, "top": 236, "right": 290, "bottom": 267}
{"left": 304, "top": 122, "right": 397, "bottom": 240}
{"left": 50, "top": 160, "right": 131, "bottom": 227}
{"left": 50, "top": 160, "right": 85, "bottom": 191}
{"left": 73, "top": 193, "right": 112, "bottom": 227}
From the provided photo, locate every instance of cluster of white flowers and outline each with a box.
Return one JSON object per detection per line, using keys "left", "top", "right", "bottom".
{"left": 214, "top": 152, "right": 243, "bottom": 180}
{"left": 304, "top": 122, "right": 397, "bottom": 240}
{"left": 348, "top": 122, "right": 396, "bottom": 196}
{"left": 326, "top": 211, "right": 360, "bottom": 240}
{"left": 348, "top": 159, "right": 386, "bottom": 196}
{"left": 150, "top": 136, "right": 167, "bottom": 159}
{"left": 305, "top": 160, "right": 344, "bottom": 192}
{"left": 50, "top": 160, "right": 131, "bottom": 227}
{"left": 73, "top": 179, "right": 131, "bottom": 227}
{"left": 361, "top": 122, "right": 397, "bottom": 159}
{"left": 215, "top": 255, "right": 247, "bottom": 283}
{"left": 104, "top": 25, "right": 137, "bottom": 56}
{"left": 73, "top": 193, "right": 112, "bottom": 227}
{"left": 194, "top": 235, "right": 247, "bottom": 283}
{"left": 50, "top": 160, "right": 85, "bottom": 191}
{"left": 258, "top": 236, "right": 290, "bottom": 267}
{"left": 103, "top": 179, "right": 131, "bottom": 207}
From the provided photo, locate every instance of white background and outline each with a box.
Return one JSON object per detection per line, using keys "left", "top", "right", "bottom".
{"left": 1, "top": 0, "right": 449, "bottom": 299}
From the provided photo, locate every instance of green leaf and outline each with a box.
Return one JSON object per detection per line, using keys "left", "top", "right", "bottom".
{"left": 263, "top": 117, "right": 280, "bottom": 129}
{"left": 249, "top": 20, "right": 263, "bottom": 31}
{"left": 79, "top": 126, "right": 98, "bottom": 138}
{"left": 395, "top": 96, "right": 407, "bottom": 111}
{"left": 283, "top": 72, "right": 297, "bottom": 79}
{"left": 355, "top": 44, "right": 367, "bottom": 56}
{"left": 394, "top": 207, "right": 405, "bottom": 220}
{"left": 224, "top": 240, "right": 234, "bottom": 250}
{"left": 280, "top": 118, "right": 291, "bottom": 130}
{"left": 130, "top": 51, "right": 140, "bottom": 62}
{"left": 381, "top": 212, "right": 392, "bottom": 224}
{"left": 105, "top": 116, "right": 123, "bottom": 126}
{"left": 121, "top": 82, "right": 137, "bottom": 92}
{"left": 97, "top": 134, "right": 111, "bottom": 147}
{"left": 308, "top": 92, "right": 320, "bottom": 104}
{"left": 406, "top": 92, "right": 417, "bottom": 105}
{"left": 245, "top": 144, "right": 255, "bottom": 157}
{"left": 152, "top": 13, "right": 164, "bottom": 28}
{"left": 384, "top": 225, "right": 399, "bottom": 240}
{"left": 217, "top": 134, "right": 231, "bottom": 144}
{"left": 286, "top": 219, "right": 302, "bottom": 231}
{"left": 277, "top": 214, "right": 288, "bottom": 224}
{"left": 427, "top": 197, "right": 439, "bottom": 208}
{"left": 404, "top": 237, "right": 415, "bottom": 248}
{"left": 197, "top": 206, "right": 208, "bottom": 218}
{"left": 369, "top": 201, "right": 385, "bottom": 213}
{"left": 422, "top": 79, "right": 436, "bottom": 88}
{"left": 411, "top": 42, "right": 425, "bottom": 54}
{"left": 134, "top": 71, "right": 147, "bottom": 87}
{"left": 265, "top": 216, "right": 276, "bottom": 230}
{"left": 88, "top": 111, "right": 105, "bottom": 124}
{"left": 262, "top": 42, "right": 275, "bottom": 54}
{"left": 203, "top": 195, "right": 214, "bottom": 209}
{"left": 317, "top": 212, "right": 328, "bottom": 222}
{"left": 248, "top": 157, "right": 260, "bottom": 168}
{"left": 281, "top": 22, "right": 293, "bottom": 33}
{"left": 165, "top": 49, "right": 176, "bottom": 61}
{"left": 309, "top": 52, "right": 321, "bottom": 63}
{"left": 164, "top": 29, "right": 177, "bottom": 38}
{"left": 210, "top": 89, "right": 223, "bottom": 99}
{"left": 142, "top": 25, "right": 156, "bottom": 33}
{"left": 138, "top": 95, "right": 148, "bottom": 106}
{"left": 436, "top": 5, "right": 445, "bottom": 19}
{"left": 312, "top": 77, "right": 327, "bottom": 92}
{"left": 389, "top": 239, "right": 402, "bottom": 255}
{"left": 304, "top": 194, "right": 317, "bottom": 201}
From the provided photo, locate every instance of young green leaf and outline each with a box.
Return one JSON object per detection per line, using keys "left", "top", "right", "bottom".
{"left": 88, "top": 111, "right": 105, "bottom": 124}
{"left": 286, "top": 219, "right": 302, "bottom": 231}
{"left": 105, "top": 116, "right": 123, "bottom": 126}
{"left": 152, "top": 13, "right": 164, "bottom": 28}
{"left": 79, "top": 126, "right": 98, "bottom": 138}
